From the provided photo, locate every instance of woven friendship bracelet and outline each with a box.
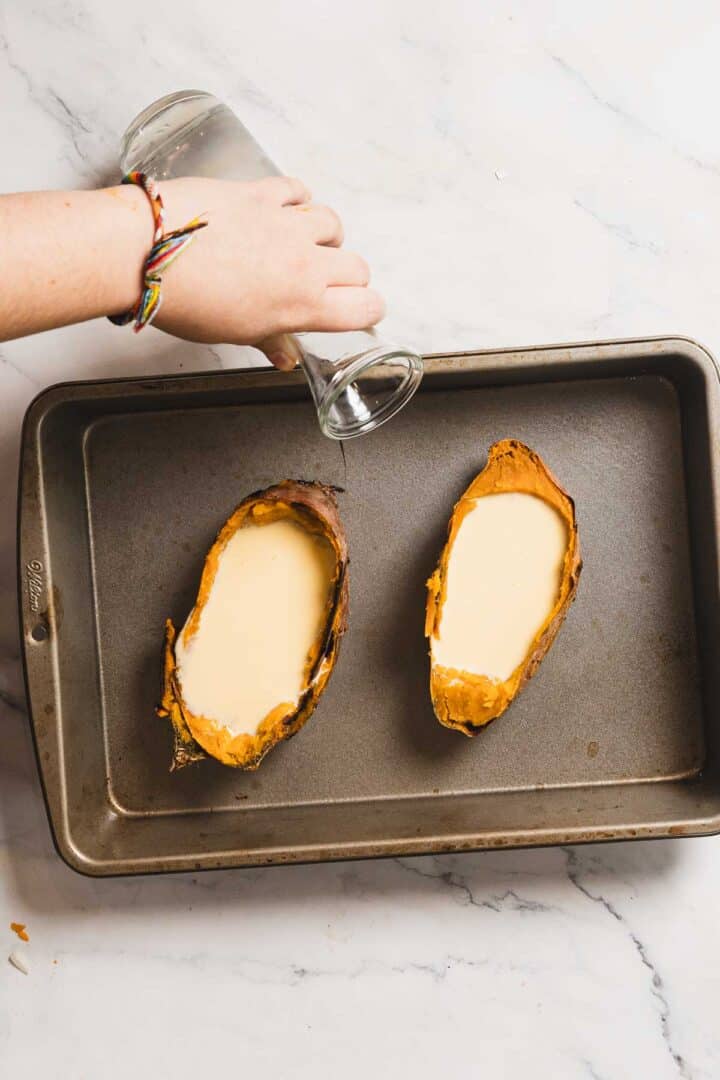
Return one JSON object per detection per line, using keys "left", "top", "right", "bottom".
{"left": 109, "top": 171, "right": 207, "bottom": 332}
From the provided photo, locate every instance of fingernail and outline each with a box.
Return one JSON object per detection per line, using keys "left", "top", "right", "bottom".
{"left": 268, "top": 352, "right": 296, "bottom": 372}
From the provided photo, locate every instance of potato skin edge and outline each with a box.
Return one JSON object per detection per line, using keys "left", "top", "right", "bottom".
{"left": 426, "top": 440, "right": 582, "bottom": 735}
{"left": 158, "top": 480, "right": 349, "bottom": 770}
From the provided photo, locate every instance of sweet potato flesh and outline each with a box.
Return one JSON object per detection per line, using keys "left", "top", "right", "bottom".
{"left": 432, "top": 493, "right": 567, "bottom": 681}
{"left": 158, "top": 482, "right": 348, "bottom": 770}
{"left": 426, "top": 441, "right": 581, "bottom": 735}
{"left": 175, "top": 519, "right": 336, "bottom": 736}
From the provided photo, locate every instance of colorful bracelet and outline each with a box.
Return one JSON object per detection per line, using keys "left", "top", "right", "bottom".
{"left": 109, "top": 171, "right": 207, "bottom": 332}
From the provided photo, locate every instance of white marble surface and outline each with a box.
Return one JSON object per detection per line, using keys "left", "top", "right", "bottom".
{"left": 2, "top": 1, "right": 720, "bottom": 1076}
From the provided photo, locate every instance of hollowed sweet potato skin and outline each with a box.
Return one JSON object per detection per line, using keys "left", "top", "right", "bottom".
{"left": 158, "top": 481, "right": 348, "bottom": 770}
{"left": 425, "top": 441, "right": 582, "bottom": 735}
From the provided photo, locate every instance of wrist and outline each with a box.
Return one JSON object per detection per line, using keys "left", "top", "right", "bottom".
{"left": 107, "top": 177, "right": 210, "bottom": 329}
{"left": 98, "top": 183, "right": 156, "bottom": 316}
{"left": 143, "top": 178, "right": 213, "bottom": 334}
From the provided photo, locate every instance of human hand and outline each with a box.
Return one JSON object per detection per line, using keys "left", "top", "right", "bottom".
{"left": 151, "top": 176, "right": 385, "bottom": 368}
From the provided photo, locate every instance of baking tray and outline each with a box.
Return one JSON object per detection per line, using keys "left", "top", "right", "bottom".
{"left": 18, "top": 337, "right": 720, "bottom": 876}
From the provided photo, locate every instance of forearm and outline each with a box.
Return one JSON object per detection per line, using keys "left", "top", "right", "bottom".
{"left": 0, "top": 186, "right": 150, "bottom": 340}
{"left": 0, "top": 176, "right": 384, "bottom": 351}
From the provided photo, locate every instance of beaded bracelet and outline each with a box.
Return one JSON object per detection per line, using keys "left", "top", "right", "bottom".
{"left": 109, "top": 171, "right": 207, "bottom": 332}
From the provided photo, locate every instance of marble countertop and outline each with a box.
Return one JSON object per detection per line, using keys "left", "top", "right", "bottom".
{"left": 2, "top": 2, "right": 720, "bottom": 1076}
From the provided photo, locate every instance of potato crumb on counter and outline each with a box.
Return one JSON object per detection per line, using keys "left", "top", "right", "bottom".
{"left": 8, "top": 951, "right": 29, "bottom": 975}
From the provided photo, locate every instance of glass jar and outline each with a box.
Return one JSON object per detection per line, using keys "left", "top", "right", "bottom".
{"left": 120, "top": 90, "right": 423, "bottom": 439}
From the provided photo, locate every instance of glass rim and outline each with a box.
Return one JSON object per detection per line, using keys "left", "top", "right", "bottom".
{"left": 317, "top": 348, "right": 424, "bottom": 440}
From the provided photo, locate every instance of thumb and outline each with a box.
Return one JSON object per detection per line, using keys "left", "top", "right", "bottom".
{"left": 257, "top": 332, "right": 302, "bottom": 371}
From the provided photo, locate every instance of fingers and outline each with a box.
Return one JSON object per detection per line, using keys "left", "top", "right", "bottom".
{"left": 257, "top": 180, "right": 344, "bottom": 244}
{"left": 258, "top": 175, "right": 312, "bottom": 206}
{"left": 260, "top": 285, "right": 384, "bottom": 356}
{"left": 293, "top": 203, "right": 344, "bottom": 247}
{"left": 309, "top": 286, "right": 386, "bottom": 332}
{"left": 257, "top": 332, "right": 302, "bottom": 371}
{"left": 318, "top": 247, "right": 370, "bottom": 286}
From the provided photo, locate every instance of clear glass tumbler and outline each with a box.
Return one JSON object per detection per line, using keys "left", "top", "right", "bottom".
{"left": 120, "top": 90, "right": 423, "bottom": 439}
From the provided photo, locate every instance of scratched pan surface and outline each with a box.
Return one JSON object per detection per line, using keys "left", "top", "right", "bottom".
{"left": 18, "top": 339, "right": 720, "bottom": 875}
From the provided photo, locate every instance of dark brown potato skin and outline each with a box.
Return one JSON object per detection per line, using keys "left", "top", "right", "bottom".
{"left": 158, "top": 480, "right": 349, "bottom": 770}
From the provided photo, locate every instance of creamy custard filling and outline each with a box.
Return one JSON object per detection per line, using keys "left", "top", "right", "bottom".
{"left": 432, "top": 493, "right": 568, "bottom": 681}
{"left": 175, "top": 518, "right": 336, "bottom": 735}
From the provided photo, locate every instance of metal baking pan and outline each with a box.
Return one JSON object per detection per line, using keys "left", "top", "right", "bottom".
{"left": 18, "top": 337, "right": 720, "bottom": 876}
